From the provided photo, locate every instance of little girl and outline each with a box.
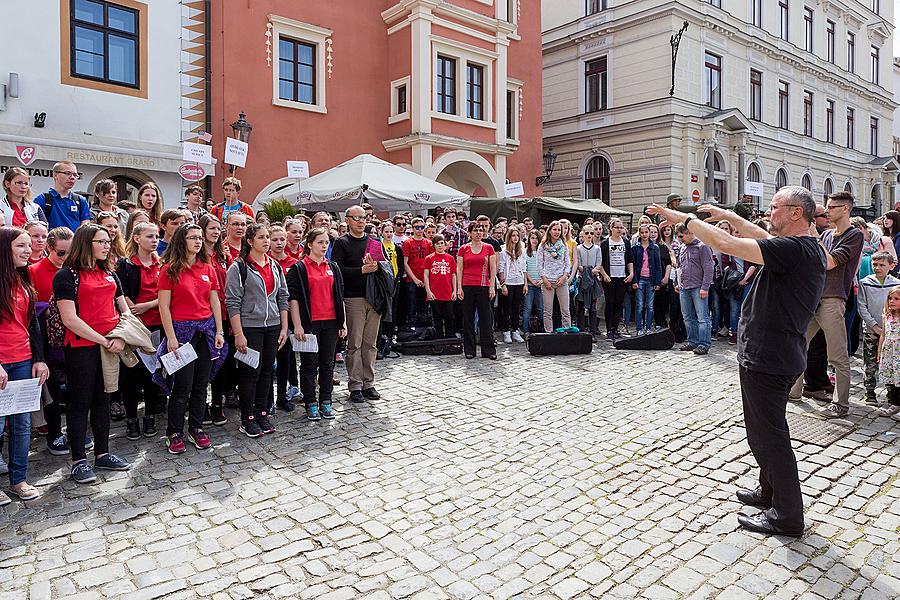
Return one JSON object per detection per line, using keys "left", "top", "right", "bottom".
{"left": 878, "top": 286, "right": 900, "bottom": 418}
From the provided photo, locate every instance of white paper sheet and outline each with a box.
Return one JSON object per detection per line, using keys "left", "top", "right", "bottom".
{"left": 0, "top": 378, "right": 42, "bottom": 417}
{"left": 137, "top": 350, "right": 159, "bottom": 373}
{"left": 235, "top": 347, "right": 260, "bottom": 369}
{"left": 159, "top": 343, "right": 198, "bottom": 374}
{"left": 290, "top": 333, "right": 319, "bottom": 353}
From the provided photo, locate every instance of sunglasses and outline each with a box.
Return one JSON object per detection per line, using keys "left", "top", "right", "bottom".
{"left": 55, "top": 250, "right": 68, "bottom": 257}
{"left": 347, "top": 215, "right": 366, "bottom": 222}
{"left": 413, "top": 225, "right": 425, "bottom": 229}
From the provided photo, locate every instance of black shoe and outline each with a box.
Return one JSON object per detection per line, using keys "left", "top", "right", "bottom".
{"left": 693, "top": 346, "right": 709, "bottom": 356}
{"left": 125, "top": 419, "right": 141, "bottom": 441}
{"left": 224, "top": 391, "right": 240, "bottom": 409}
{"left": 362, "top": 388, "right": 380, "bottom": 400}
{"left": 110, "top": 400, "right": 126, "bottom": 422}
{"left": 202, "top": 406, "right": 213, "bottom": 426}
{"left": 484, "top": 353, "right": 497, "bottom": 360}
{"left": 350, "top": 390, "right": 365, "bottom": 403}
{"left": 735, "top": 488, "right": 772, "bottom": 509}
{"left": 239, "top": 418, "right": 263, "bottom": 438}
{"left": 210, "top": 407, "right": 227, "bottom": 426}
{"left": 257, "top": 413, "right": 276, "bottom": 434}
{"left": 465, "top": 354, "right": 476, "bottom": 359}
{"left": 277, "top": 399, "right": 296, "bottom": 413}
{"left": 679, "top": 343, "right": 696, "bottom": 351}
{"left": 737, "top": 512, "right": 803, "bottom": 538}
{"left": 142, "top": 416, "right": 157, "bottom": 438}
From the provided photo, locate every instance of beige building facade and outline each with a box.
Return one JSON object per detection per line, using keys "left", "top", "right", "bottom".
{"left": 542, "top": 0, "right": 897, "bottom": 216}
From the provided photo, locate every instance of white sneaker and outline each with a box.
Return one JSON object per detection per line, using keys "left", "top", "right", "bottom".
{"left": 877, "top": 405, "right": 900, "bottom": 419}
{"left": 502, "top": 331, "right": 512, "bottom": 344}
{"left": 511, "top": 331, "right": 524, "bottom": 343}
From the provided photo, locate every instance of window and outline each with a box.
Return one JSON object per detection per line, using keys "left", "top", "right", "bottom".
{"left": 870, "top": 46, "right": 879, "bottom": 85}
{"left": 706, "top": 0, "right": 721, "bottom": 6}
{"left": 803, "top": 7, "right": 813, "bottom": 52}
{"left": 585, "top": 57, "right": 608, "bottom": 112}
{"left": 69, "top": 0, "right": 141, "bottom": 90}
{"left": 847, "top": 32, "right": 855, "bottom": 73}
{"left": 704, "top": 52, "right": 722, "bottom": 109}
{"left": 803, "top": 91, "right": 813, "bottom": 136}
{"left": 846, "top": 107, "right": 854, "bottom": 149}
{"left": 586, "top": 0, "right": 606, "bottom": 15}
{"left": 779, "top": 0, "right": 789, "bottom": 41}
{"left": 844, "top": 181, "right": 853, "bottom": 193}
{"left": 747, "top": 163, "right": 761, "bottom": 183}
{"left": 506, "top": 90, "right": 517, "bottom": 141}
{"left": 466, "top": 63, "right": 484, "bottom": 120}
{"left": 825, "top": 99, "right": 835, "bottom": 143}
{"left": 437, "top": 55, "right": 456, "bottom": 115}
{"left": 749, "top": 70, "right": 762, "bottom": 121}
{"left": 778, "top": 80, "right": 789, "bottom": 129}
{"left": 397, "top": 85, "right": 407, "bottom": 116}
{"left": 826, "top": 20, "right": 835, "bottom": 63}
{"left": 776, "top": 168, "right": 788, "bottom": 191}
{"left": 802, "top": 173, "right": 812, "bottom": 191}
{"left": 585, "top": 156, "right": 610, "bottom": 202}
{"left": 388, "top": 77, "right": 410, "bottom": 123}
{"left": 824, "top": 178, "right": 834, "bottom": 197}
{"left": 750, "top": 0, "right": 762, "bottom": 27}
{"left": 870, "top": 117, "right": 878, "bottom": 155}
{"left": 278, "top": 38, "right": 315, "bottom": 104}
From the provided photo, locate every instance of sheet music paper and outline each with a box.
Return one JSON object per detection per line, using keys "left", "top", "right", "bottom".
{"left": 159, "top": 343, "right": 198, "bottom": 374}
{"left": 235, "top": 347, "right": 260, "bottom": 369}
{"left": 0, "top": 378, "right": 42, "bottom": 417}
{"left": 290, "top": 333, "right": 319, "bottom": 353}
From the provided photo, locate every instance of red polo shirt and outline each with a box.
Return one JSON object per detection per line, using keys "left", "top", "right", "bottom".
{"left": 226, "top": 242, "right": 241, "bottom": 263}
{"left": 250, "top": 257, "right": 275, "bottom": 295}
{"left": 53, "top": 267, "right": 122, "bottom": 348}
{"left": 0, "top": 284, "right": 32, "bottom": 363}
{"left": 29, "top": 257, "right": 60, "bottom": 302}
{"left": 158, "top": 261, "right": 219, "bottom": 322}
{"left": 132, "top": 255, "right": 162, "bottom": 327}
{"left": 304, "top": 256, "right": 336, "bottom": 322}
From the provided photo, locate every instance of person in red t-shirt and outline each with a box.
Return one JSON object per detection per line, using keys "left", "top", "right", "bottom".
{"left": 402, "top": 217, "right": 433, "bottom": 325}
{"left": 116, "top": 221, "right": 163, "bottom": 440}
{"left": 29, "top": 227, "right": 73, "bottom": 303}
{"left": 423, "top": 234, "right": 457, "bottom": 338}
{"left": 158, "top": 224, "right": 225, "bottom": 455}
{"left": 456, "top": 221, "right": 498, "bottom": 359}
{"left": 224, "top": 211, "right": 248, "bottom": 263}
{"left": 268, "top": 224, "right": 301, "bottom": 411}
{"left": 0, "top": 227, "right": 50, "bottom": 503}
{"left": 24, "top": 221, "right": 48, "bottom": 265}
{"left": 284, "top": 218, "right": 305, "bottom": 260}
{"left": 53, "top": 224, "right": 133, "bottom": 484}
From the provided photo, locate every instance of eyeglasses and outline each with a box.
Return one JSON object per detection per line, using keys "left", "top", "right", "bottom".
{"left": 769, "top": 203, "right": 800, "bottom": 211}
{"left": 825, "top": 204, "right": 847, "bottom": 211}
{"left": 185, "top": 236, "right": 203, "bottom": 241}
{"left": 92, "top": 239, "right": 111, "bottom": 246}
{"left": 413, "top": 225, "right": 425, "bottom": 230}
{"left": 815, "top": 213, "right": 827, "bottom": 218}
{"left": 54, "top": 171, "right": 80, "bottom": 179}
{"left": 347, "top": 215, "right": 366, "bottom": 222}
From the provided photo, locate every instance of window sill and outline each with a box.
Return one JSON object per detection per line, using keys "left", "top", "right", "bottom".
{"left": 273, "top": 97, "right": 327, "bottom": 114}
{"left": 431, "top": 111, "right": 496, "bottom": 130}
{"left": 388, "top": 112, "right": 410, "bottom": 125}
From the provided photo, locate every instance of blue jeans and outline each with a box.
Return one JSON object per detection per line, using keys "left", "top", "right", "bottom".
{"left": 635, "top": 279, "right": 655, "bottom": 332}
{"left": 728, "top": 291, "right": 742, "bottom": 333}
{"left": 0, "top": 359, "right": 32, "bottom": 486}
{"left": 522, "top": 284, "right": 544, "bottom": 333}
{"left": 680, "top": 288, "right": 711, "bottom": 349}
{"left": 623, "top": 286, "right": 634, "bottom": 326}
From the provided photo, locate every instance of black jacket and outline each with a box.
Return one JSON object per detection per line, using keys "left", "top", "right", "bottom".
{"left": 115, "top": 257, "right": 143, "bottom": 303}
{"left": 600, "top": 237, "right": 633, "bottom": 276}
{"left": 286, "top": 259, "right": 345, "bottom": 330}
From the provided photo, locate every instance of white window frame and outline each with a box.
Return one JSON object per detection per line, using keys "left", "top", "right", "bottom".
{"left": 389, "top": 76, "right": 410, "bottom": 124}
{"left": 578, "top": 50, "right": 613, "bottom": 117}
{"left": 269, "top": 15, "right": 331, "bottom": 114}
{"left": 431, "top": 37, "right": 496, "bottom": 130}
{"left": 506, "top": 80, "right": 522, "bottom": 144}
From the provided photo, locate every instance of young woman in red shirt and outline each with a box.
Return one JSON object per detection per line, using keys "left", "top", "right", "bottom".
{"left": 157, "top": 224, "right": 225, "bottom": 454}
{"left": 268, "top": 224, "right": 301, "bottom": 411}
{"left": 2, "top": 167, "right": 47, "bottom": 227}
{"left": 287, "top": 227, "right": 347, "bottom": 421}
{"left": 200, "top": 214, "right": 236, "bottom": 425}
{"left": 24, "top": 221, "right": 48, "bottom": 265}
{"left": 284, "top": 218, "right": 305, "bottom": 260}
{"left": 0, "top": 227, "right": 49, "bottom": 503}
{"left": 223, "top": 211, "right": 248, "bottom": 263}
{"left": 456, "top": 222, "right": 498, "bottom": 360}
{"left": 96, "top": 210, "right": 129, "bottom": 422}
{"left": 225, "top": 223, "right": 289, "bottom": 436}
{"left": 116, "top": 222, "right": 163, "bottom": 440}
{"left": 137, "top": 182, "right": 163, "bottom": 224}
{"left": 53, "top": 224, "right": 132, "bottom": 484}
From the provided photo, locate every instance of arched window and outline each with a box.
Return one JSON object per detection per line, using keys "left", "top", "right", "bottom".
{"left": 584, "top": 156, "right": 610, "bottom": 202}
{"left": 775, "top": 168, "right": 788, "bottom": 191}
{"left": 844, "top": 180, "right": 853, "bottom": 192}
{"left": 872, "top": 184, "right": 881, "bottom": 205}
{"left": 747, "top": 163, "right": 761, "bottom": 182}
{"left": 706, "top": 151, "right": 726, "bottom": 202}
{"left": 823, "top": 178, "right": 834, "bottom": 197}
{"left": 801, "top": 173, "right": 812, "bottom": 191}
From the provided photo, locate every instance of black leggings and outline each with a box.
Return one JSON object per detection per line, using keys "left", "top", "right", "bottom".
{"left": 275, "top": 341, "right": 298, "bottom": 404}
{"left": 210, "top": 333, "right": 237, "bottom": 408}
{"left": 238, "top": 326, "right": 281, "bottom": 418}
{"left": 64, "top": 345, "right": 109, "bottom": 462}
{"left": 121, "top": 325, "right": 161, "bottom": 419}
{"left": 299, "top": 320, "right": 339, "bottom": 406}
{"left": 601, "top": 277, "right": 627, "bottom": 333}
{"left": 499, "top": 284, "right": 524, "bottom": 332}
{"left": 167, "top": 332, "right": 212, "bottom": 436}
{"left": 462, "top": 286, "right": 495, "bottom": 356}
{"left": 888, "top": 384, "right": 900, "bottom": 406}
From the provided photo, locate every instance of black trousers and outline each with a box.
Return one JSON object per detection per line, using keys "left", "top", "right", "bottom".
{"left": 275, "top": 341, "right": 298, "bottom": 404}
{"left": 654, "top": 283, "right": 671, "bottom": 327}
{"left": 210, "top": 333, "right": 237, "bottom": 408}
{"left": 299, "top": 320, "right": 339, "bottom": 406}
{"left": 601, "top": 277, "right": 627, "bottom": 333}
{"left": 739, "top": 365, "right": 804, "bottom": 530}
{"left": 238, "top": 326, "right": 281, "bottom": 418}
{"left": 575, "top": 300, "right": 598, "bottom": 333}
{"left": 64, "top": 345, "right": 109, "bottom": 462}
{"left": 167, "top": 332, "right": 212, "bottom": 436}
{"left": 462, "top": 285, "right": 495, "bottom": 356}
{"left": 430, "top": 300, "right": 456, "bottom": 338}
{"left": 804, "top": 330, "right": 830, "bottom": 390}
{"left": 44, "top": 360, "right": 68, "bottom": 440}
{"left": 121, "top": 325, "right": 161, "bottom": 419}
{"left": 499, "top": 285, "right": 524, "bottom": 332}
{"left": 888, "top": 384, "right": 900, "bottom": 406}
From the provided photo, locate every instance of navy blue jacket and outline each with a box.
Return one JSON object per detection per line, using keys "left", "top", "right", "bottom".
{"left": 631, "top": 242, "right": 662, "bottom": 286}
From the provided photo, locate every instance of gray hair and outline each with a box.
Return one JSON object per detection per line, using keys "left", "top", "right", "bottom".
{"left": 773, "top": 185, "right": 815, "bottom": 224}
{"left": 344, "top": 205, "right": 364, "bottom": 217}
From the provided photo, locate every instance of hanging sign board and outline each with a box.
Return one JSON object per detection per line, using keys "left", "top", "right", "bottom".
{"left": 183, "top": 142, "right": 212, "bottom": 165}
{"left": 223, "top": 137, "right": 248, "bottom": 168}
{"left": 504, "top": 181, "right": 525, "bottom": 198}
{"left": 744, "top": 181, "right": 764, "bottom": 197}
{"left": 287, "top": 161, "right": 309, "bottom": 179}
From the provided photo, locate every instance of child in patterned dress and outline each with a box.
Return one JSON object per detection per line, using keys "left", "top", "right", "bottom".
{"left": 877, "top": 285, "right": 900, "bottom": 419}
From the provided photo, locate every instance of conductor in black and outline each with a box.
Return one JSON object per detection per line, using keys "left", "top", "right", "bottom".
{"left": 647, "top": 185, "right": 826, "bottom": 537}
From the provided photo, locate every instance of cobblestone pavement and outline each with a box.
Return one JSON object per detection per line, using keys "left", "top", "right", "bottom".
{"left": 1, "top": 339, "right": 899, "bottom": 600}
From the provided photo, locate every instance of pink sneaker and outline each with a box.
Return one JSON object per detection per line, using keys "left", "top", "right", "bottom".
{"left": 166, "top": 433, "right": 186, "bottom": 454}
{"left": 188, "top": 428, "right": 212, "bottom": 449}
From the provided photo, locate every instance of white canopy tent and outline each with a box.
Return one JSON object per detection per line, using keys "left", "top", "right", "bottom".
{"left": 258, "top": 154, "right": 470, "bottom": 212}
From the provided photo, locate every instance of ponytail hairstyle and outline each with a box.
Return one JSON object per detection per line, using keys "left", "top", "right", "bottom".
{"left": 162, "top": 224, "right": 208, "bottom": 283}
{"left": 240, "top": 222, "right": 269, "bottom": 260}
{"left": 0, "top": 227, "right": 35, "bottom": 323}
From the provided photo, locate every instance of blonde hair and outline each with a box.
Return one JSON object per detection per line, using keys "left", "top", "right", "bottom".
{"left": 3, "top": 167, "right": 33, "bottom": 203}
{"left": 126, "top": 221, "right": 159, "bottom": 258}
{"left": 541, "top": 220, "right": 563, "bottom": 247}
{"left": 885, "top": 286, "right": 900, "bottom": 323}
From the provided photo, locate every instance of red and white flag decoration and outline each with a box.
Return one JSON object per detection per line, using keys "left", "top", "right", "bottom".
{"left": 15, "top": 145, "right": 37, "bottom": 167}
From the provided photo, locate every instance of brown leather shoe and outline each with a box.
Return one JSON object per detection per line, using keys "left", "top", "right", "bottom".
{"left": 802, "top": 388, "right": 831, "bottom": 402}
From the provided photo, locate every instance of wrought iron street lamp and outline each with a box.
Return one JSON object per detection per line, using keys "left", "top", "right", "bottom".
{"left": 229, "top": 112, "right": 252, "bottom": 173}
{"left": 535, "top": 147, "right": 558, "bottom": 187}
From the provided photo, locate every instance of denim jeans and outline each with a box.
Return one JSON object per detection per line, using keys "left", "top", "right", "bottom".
{"left": 0, "top": 359, "right": 32, "bottom": 485}
{"left": 680, "top": 287, "right": 711, "bottom": 349}
{"left": 727, "top": 291, "right": 742, "bottom": 333}
{"left": 522, "top": 284, "right": 544, "bottom": 333}
{"left": 635, "top": 279, "right": 655, "bottom": 332}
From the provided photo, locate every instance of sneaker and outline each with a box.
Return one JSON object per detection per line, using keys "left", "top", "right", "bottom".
{"left": 8, "top": 483, "right": 40, "bottom": 501}
{"left": 729, "top": 333, "right": 737, "bottom": 345}
{"left": 821, "top": 404, "right": 849, "bottom": 419}
{"left": 277, "top": 398, "right": 296, "bottom": 413}
{"left": 606, "top": 332, "right": 615, "bottom": 340}
{"left": 864, "top": 391, "right": 879, "bottom": 406}
{"left": 511, "top": 331, "right": 524, "bottom": 343}
{"left": 166, "top": 433, "right": 186, "bottom": 455}
{"left": 84, "top": 436, "right": 94, "bottom": 450}
{"left": 679, "top": 343, "right": 696, "bottom": 351}
{"left": 210, "top": 407, "right": 227, "bottom": 426}
{"left": 306, "top": 404, "right": 321, "bottom": 421}
{"left": 35, "top": 424, "right": 49, "bottom": 437}
{"left": 125, "top": 419, "right": 141, "bottom": 441}
{"left": 256, "top": 413, "right": 276, "bottom": 434}
{"left": 362, "top": 387, "right": 381, "bottom": 400}
{"left": 320, "top": 403, "right": 335, "bottom": 420}
{"left": 286, "top": 385, "right": 301, "bottom": 402}
{"left": 48, "top": 435, "right": 70, "bottom": 456}
{"left": 95, "top": 453, "right": 130, "bottom": 471}
{"left": 142, "top": 416, "right": 157, "bottom": 438}
{"left": 335, "top": 352, "right": 344, "bottom": 363}
{"left": 877, "top": 405, "right": 900, "bottom": 418}
{"left": 693, "top": 346, "right": 709, "bottom": 355}
{"left": 240, "top": 418, "right": 263, "bottom": 438}
{"left": 0, "top": 491, "right": 10, "bottom": 506}
{"left": 803, "top": 388, "right": 831, "bottom": 402}
{"left": 110, "top": 400, "right": 126, "bottom": 422}
{"left": 202, "top": 407, "right": 213, "bottom": 426}
{"left": 71, "top": 461, "right": 97, "bottom": 484}
{"left": 224, "top": 390, "right": 240, "bottom": 409}
{"left": 188, "top": 428, "right": 212, "bottom": 449}
{"left": 636, "top": 329, "right": 644, "bottom": 337}
{"left": 502, "top": 331, "right": 512, "bottom": 344}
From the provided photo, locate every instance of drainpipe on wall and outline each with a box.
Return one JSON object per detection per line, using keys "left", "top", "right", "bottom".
{"left": 204, "top": 0, "right": 213, "bottom": 203}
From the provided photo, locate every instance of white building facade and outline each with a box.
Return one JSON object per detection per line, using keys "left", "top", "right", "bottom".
{"left": 0, "top": 0, "right": 210, "bottom": 208}
{"left": 542, "top": 0, "right": 897, "bottom": 217}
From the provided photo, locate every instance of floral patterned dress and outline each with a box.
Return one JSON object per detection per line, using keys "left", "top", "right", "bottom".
{"left": 879, "top": 316, "right": 900, "bottom": 386}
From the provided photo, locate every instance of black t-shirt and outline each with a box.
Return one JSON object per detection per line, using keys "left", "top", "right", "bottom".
{"left": 485, "top": 237, "right": 502, "bottom": 252}
{"left": 330, "top": 233, "right": 370, "bottom": 298}
{"left": 737, "top": 236, "right": 826, "bottom": 376}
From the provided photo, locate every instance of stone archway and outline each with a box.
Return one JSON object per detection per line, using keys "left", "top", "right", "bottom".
{"left": 430, "top": 151, "right": 502, "bottom": 197}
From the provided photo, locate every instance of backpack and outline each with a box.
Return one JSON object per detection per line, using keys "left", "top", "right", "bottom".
{"left": 46, "top": 267, "right": 79, "bottom": 348}
{"left": 39, "top": 192, "right": 86, "bottom": 223}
